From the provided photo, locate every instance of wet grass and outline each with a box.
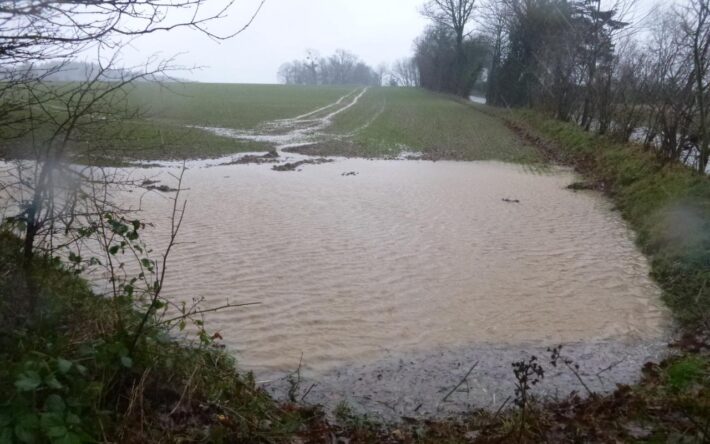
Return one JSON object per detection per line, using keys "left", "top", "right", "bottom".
{"left": 0, "top": 83, "right": 355, "bottom": 164}
{"left": 1, "top": 84, "right": 543, "bottom": 165}
{"left": 303, "top": 87, "right": 542, "bottom": 163}
{"left": 124, "top": 85, "right": 542, "bottom": 164}
{"left": 130, "top": 83, "right": 355, "bottom": 130}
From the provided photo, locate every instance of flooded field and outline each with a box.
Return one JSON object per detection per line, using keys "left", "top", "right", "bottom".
{"left": 129, "top": 156, "right": 670, "bottom": 416}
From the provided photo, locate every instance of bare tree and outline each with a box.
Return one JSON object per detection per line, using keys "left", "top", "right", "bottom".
{"left": 277, "top": 49, "right": 379, "bottom": 86}
{"left": 421, "top": 0, "right": 478, "bottom": 52}
{"left": 679, "top": 0, "right": 710, "bottom": 173}
{"left": 376, "top": 63, "right": 389, "bottom": 86}
{"left": 421, "top": 0, "right": 478, "bottom": 95}
{"left": 391, "top": 58, "right": 420, "bottom": 87}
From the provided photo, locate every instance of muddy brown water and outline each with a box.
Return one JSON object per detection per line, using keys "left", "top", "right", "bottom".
{"left": 3, "top": 155, "right": 667, "bottom": 418}
{"left": 122, "top": 157, "right": 672, "bottom": 418}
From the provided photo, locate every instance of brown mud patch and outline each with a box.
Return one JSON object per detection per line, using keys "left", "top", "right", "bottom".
{"left": 272, "top": 157, "right": 335, "bottom": 172}
{"left": 284, "top": 141, "right": 380, "bottom": 159}
{"left": 219, "top": 150, "right": 280, "bottom": 166}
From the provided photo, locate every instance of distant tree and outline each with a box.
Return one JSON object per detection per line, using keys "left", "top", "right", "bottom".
{"left": 392, "top": 58, "right": 420, "bottom": 87}
{"left": 277, "top": 50, "right": 379, "bottom": 86}
{"left": 376, "top": 63, "right": 389, "bottom": 86}
{"left": 415, "top": 24, "right": 488, "bottom": 95}
{"left": 421, "top": 0, "right": 478, "bottom": 96}
{"left": 480, "top": 0, "right": 509, "bottom": 105}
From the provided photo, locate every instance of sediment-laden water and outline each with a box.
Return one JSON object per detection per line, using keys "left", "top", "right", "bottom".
{"left": 1, "top": 155, "right": 670, "bottom": 418}
{"left": 122, "top": 157, "right": 670, "bottom": 417}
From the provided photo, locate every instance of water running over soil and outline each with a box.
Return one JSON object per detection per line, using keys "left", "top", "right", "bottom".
{"left": 193, "top": 87, "right": 369, "bottom": 151}
{"left": 129, "top": 158, "right": 669, "bottom": 419}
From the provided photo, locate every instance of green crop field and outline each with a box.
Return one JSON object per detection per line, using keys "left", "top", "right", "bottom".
{"left": 0, "top": 83, "right": 540, "bottom": 164}
{"left": 130, "top": 83, "right": 354, "bottom": 129}
{"left": 316, "top": 87, "right": 539, "bottom": 162}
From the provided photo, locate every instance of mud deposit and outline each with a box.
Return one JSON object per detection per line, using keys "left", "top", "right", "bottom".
{"left": 124, "top": 158, "right": 669, "bottom": 419}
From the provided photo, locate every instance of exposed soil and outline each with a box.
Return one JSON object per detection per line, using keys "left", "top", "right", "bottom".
{"left": 284, "top": 141, "right": 380, "bottom": 159}
{"left": 567, "top": 181, "right": 605, "bottom": 192}
{"left": 272, "top": 158, "right": 334, "bottom": 172}
{"left": 219, "top": 150, "right": 280, "bottom": 166}
{"left": 141, "top": 179, "right": 179, "bottom": 193}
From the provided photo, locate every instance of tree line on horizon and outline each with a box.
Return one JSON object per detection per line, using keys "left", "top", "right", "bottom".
{"left": 277, "top": 49, "right": 383, "bottom": 86}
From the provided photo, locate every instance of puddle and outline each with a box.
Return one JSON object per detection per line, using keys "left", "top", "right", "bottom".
{"left": 124, "top": 158, "right": 671, "bottom": 418}
{"left": 1, "top": 156, "right": 670, "bottom": 419}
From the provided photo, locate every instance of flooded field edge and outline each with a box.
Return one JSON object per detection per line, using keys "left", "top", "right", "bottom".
{"left": 123, "top": 156, "right": 674, "bottom": 420}
{"left": 259, "top": 338, "right": 670, "bottom": 421}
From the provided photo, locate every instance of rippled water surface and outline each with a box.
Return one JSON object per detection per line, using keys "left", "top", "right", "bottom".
{"left": 133, "top": 159, "right": 668, "bottom": 377}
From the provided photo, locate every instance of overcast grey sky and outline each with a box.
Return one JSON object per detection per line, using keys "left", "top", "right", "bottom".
{"left": 118, "top": 0, "right": 667, "bottom": 84}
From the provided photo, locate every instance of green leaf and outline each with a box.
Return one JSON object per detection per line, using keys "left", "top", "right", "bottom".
{"left": 56, "top": 359, "right": 72, "bottom": 375}
{"left": 64, "top": 414, "right": 81, "bottom": 427}
{"left": 108, "top": 245, "right": 119, "bottom": 256}
{"left": 0, "top": 428, "right": 13, "bottom": 444}
{"left": 120, "top": 356, "right": 133, "bottom": 369}
{"left": 40, "top": 413, "right": 67, "bottom": 438}
{"left": 44, "top": 395, "right": 66, "bottom": 414}
{"left": 15, "top": 371, "right": 42, "bottom": 392}
{"left": 14, "top": 414, "right": 39, "bottom": 443}
{"left": 44, "top": 374, "right": 63, "bottom": 390}
{"left": 88, "top": 257, "right": 102, "bottom": 266}
{"left": 54, "top": 431, "right": 82, "bottom": 444}
{"left": 140, "top": 258, "right": 154, "bottom": 271}
{"left": 0, "top": 414, "right": 10, "bottom": 428}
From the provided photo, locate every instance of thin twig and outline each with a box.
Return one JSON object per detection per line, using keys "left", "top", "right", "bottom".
{"left": 442, "top": 361, "right": 479, "bottom": 402}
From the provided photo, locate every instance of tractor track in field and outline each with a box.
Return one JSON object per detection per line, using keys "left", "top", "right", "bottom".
{"left": 192, "top": 87, "right": 371, "bottom": 153}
